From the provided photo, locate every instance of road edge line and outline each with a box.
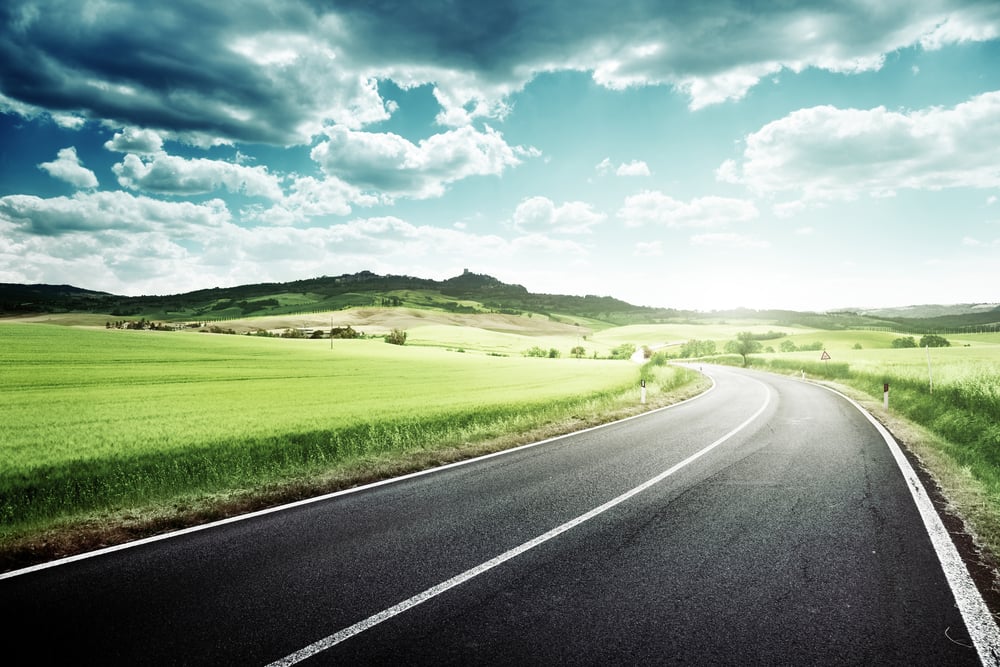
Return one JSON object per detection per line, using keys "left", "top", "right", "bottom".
{"left": 816, "top": 382, "right": 1000, "bottom": 666}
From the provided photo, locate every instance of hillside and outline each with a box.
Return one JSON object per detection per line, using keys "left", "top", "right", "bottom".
{"left": 1, "top": 270, "right": 997, "bottom": 333}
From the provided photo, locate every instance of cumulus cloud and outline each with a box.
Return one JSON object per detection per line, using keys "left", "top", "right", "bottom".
{"left": 0, "top": 190, "right": 231, "bottom": 236}
{"left": 0, "top": 191, "right": 586, "bottom": 295}
{"left": 617, "top": 191, "right": 759, "bottom": 228}
{"left": 596, "top": 158, "right": 651, "bottom": 177}
{"left": 718, "top": 90, "right": 1000, "bottom": 204}
{"left": 113, "top": 153, "right": 284, "bottom": 200}
{"left": 512, "top": 196, "right": 606, "bottom": 234}
{"left": 37, "top": 147, "right": 98, "bottom": 189}
{"left": 243, "top": 175, "right": 381, "bottom": 226}
{"left": 104, "top": 127, "right": 164, "bottom": 155}
{"left": 311, "top": 124, "right": 530, "bottom": 199}
{"left": 616, "top": 160, "right": 651, "bottom": 177}
{"left": 2, "top": 1, "right": 998, "bottom": 145}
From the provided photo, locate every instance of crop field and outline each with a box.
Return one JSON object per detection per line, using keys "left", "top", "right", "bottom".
{"left": 2, "top": 323, "right": 687, "bottom": 543}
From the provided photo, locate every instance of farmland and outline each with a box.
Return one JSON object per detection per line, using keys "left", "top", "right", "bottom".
{"left": 1, "top": 321, "right": 702, "bottom": 568}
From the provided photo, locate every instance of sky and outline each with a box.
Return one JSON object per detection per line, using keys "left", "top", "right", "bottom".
{"left": 1, "top": 1, "right": 999, "bottom": 312}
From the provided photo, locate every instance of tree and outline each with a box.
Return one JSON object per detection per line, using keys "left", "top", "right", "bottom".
{"left": 570, "top": 346, "right": 586, "bottom": 358}
{"left": 892, "top": 336, "right": 917, "bottom": 349}
{"left": 919, "top": 334, "right": 950, "bottom": 348}
{"left": 728, "top": 331, "right": 762, "bottom": 367}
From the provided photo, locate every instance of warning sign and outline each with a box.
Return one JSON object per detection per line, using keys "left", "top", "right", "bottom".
{"left": 820, "top": 350, "right": 831, "bottom": 361}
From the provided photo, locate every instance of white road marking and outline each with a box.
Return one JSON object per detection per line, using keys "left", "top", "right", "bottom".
{"left": 817, "top": 383, "right": 1000, "bottom": 666}
{"left": 266, "top": 375, "right": 770, "bottom": 666}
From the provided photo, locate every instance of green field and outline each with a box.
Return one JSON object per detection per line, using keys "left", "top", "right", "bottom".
{"left": 2, "top": 322, "right": 699, "bottom": 552}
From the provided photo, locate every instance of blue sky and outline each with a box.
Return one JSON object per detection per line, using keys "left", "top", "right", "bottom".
{"left": 1, "top": 1, "right": 999, "bottom": 311}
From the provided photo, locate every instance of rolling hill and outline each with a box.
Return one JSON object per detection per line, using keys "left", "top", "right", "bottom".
{"left": 1, "top": 270, "right": 998, "bottom": 333}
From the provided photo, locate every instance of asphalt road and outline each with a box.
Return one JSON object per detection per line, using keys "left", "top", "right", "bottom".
{"left": 5, "top": 365, "right": 999, "bottom": 665}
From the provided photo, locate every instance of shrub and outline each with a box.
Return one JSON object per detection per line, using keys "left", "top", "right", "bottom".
{"left": 385, "top": 328, "right": 407, "bottom": 345}
{"left": 610, "top": 343, "right": 636, "bottom": 360}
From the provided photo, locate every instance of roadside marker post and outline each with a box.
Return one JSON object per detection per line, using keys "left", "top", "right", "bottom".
{"left": 640, "top": 379, "right": 646, "bottom": 404}
{"left": 884, "top": 382, "right": 889, "bottom": 410}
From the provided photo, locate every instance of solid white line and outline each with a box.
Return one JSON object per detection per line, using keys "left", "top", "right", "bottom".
{"left": 266, "top": 375, "right": 770, "bottom": 667}
{"left": 815, "top": 383, "right": 1000, "bottom": 666}
{"left": 1, "top": 374, "right": 717, "bottom": 581}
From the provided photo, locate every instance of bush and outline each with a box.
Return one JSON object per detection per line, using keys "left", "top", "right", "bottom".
{"left": 892, "top": 336, "right": 917, "bottom": 348}
{"left": 331, "top": 325, "right": 362, "bottom": 339}
{"left": 610, "top": 343, "right": 636, "bottom": 360}
{"left": 385, "top": 328, "right": 407, "bottom": 345}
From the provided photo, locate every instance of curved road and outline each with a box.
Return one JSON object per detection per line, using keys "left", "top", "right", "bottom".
{"left": 4, "top": 365, "right": 999, "bottom": 665}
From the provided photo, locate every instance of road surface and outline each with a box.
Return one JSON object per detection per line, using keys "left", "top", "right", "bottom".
{"left": 4, "top": 364, "right": 998, "bottom": 665}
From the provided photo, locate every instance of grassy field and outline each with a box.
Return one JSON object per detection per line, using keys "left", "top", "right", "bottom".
{"left": 1, "top": 322, "right": 703, "bottom": 563}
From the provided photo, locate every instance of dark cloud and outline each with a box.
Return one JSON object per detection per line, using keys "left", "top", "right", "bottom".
{"left": 1, "top": 0, "right": 998, "bottom": 145}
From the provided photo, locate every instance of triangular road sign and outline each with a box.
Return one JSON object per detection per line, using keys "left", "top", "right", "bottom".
{"left": 820, "top": 350, "right": 831, "bottom": 360}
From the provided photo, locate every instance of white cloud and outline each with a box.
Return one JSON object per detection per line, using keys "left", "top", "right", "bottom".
{"left": 0, "top": 187, "right": 591, "bottom": 295}
{"left": 0, "top": 190, "right": 231, "bottom": 236}
{"left": 596, "top": 158, "right": 650, "bottom": 176}
{"left": 37, "top": 147, "right": 98, "bottom": 189}
{"left": 513, "top": 196, "right": 606, "bottom": 234}
{"left": 243, "top": 175, "right": 381, "bottom": 226}
{"left": 616, "top": 160, "right": 651, "bottom": 177}
{"left": 104, "top": 127, "right": 164, "bottom": 154}
{"left": 617, "top": 191, "right": 759, "bottom": 228}
{"left": 311, "top": 124, "right": 530, "bottom": 199}
{"left": 114, "top": 153, "right": 284, "bottom": 200}
{"left": 719, "top": 91, "right": 1000, "bottom": 204}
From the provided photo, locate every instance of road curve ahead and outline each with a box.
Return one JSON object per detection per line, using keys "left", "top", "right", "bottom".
{"left": 4, "top": 365, "right": 999, "bottom": 665}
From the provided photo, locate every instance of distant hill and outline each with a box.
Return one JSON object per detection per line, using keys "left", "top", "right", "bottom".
{"left": 2, "top": 271, "right": 997, "bottom": 332}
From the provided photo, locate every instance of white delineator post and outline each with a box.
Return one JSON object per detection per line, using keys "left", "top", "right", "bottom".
{"left": 884, "top": 382, "right": 889, "bottom": 410}
{"left": 640, "top": 379, "right": 646, "bottom": 404}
